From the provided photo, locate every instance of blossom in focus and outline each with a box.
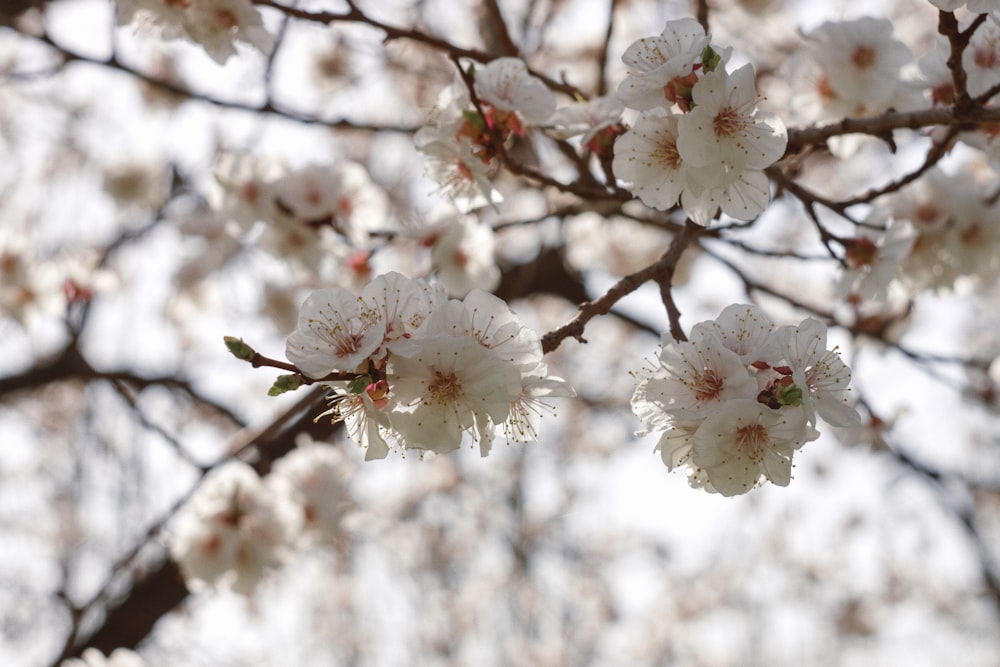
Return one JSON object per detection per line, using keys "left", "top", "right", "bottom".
{"left": 285, "top": 274, "right": 573, "bottom": 458}
{"left": 633, "top": 328, "right": 759, "bottom": 424}
{"left": 692, "top": 399, "right": 814, "bottom": 496}
{"left": 612, "top": 111, "right": 691, "bottom": 211}
{"left": 677, "top": 65, "right": 787, "bottom": 176}
{"left": 770, "top": 318, "right": 862, "bottom": 428}
{"left": 285, "top": 286, "right": 385, "bottom": 378}
{"left": 617, "top": 18, "right": 714, "bottom": 111}
{"left": 632, "top": 306, "right": 856, "bottom": 495}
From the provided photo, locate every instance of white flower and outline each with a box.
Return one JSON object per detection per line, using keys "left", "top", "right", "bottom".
{"left": 690, "top": 303, "right": 776, "bottom": 365}
{"left": 772, "top": 318, "right": 861, "bottom": 428}
{"left": 692, "top": 399, "right": 815, "bottom": 496}
{"left": 504, "top": 364, "right": 575, "bottom": 445}
{"left": 418, "top": 134, "right": 503, "bottom": 213}
{"left": 360, "top": 271, "right": 444, "bottom": 361}
{"left": 677, "top": 64, "right": 787, "bottom": 175}
{"left": 547, "top": 95, "right": 624, "bottom": 143}
{"left": 839, "top": 219, "right": 916, "bottom": 301}
{"left": 271, "top": 162, "right": 387, "bottom": 246}
{"left": 170, "top": 462, "right": 296, "bottom": 593}
{"left": 460, "top": 289, "right": 544, "bottom": 371}
{"left": 930, "top": 0, "right": 1000, "bottom": 12}
{"left": 208, "top": 152, "right": 283, "bottom": 231}
{"left": 285, "top": 287, "right": 384, "bottom": 378}
{"left": 633, "top": 328, "right": 759, "bottom": 425}
{"left": 269, "top": 439, "right": 353, "bottom": 543}
{"left": 802, "top": 18, "right": 914, "bottom": 113}
{"left": 474, "top": 57, "right": 556, "bottom": 126}
{"left": 617, "top": 18, "right": 713, "bottom": 111}
{"left": 117, "top": 0, "right": 273, "bottom": 64}
{"left": 388, "top": 336, "right": 522, "bottom": 455}
{"left": 612, "top": 111, "right": 690, "bottom": 211}
{"left": 429, "top": 214, "right": 501, "bottom": 297}
{"left": 681, "top": 164, "right": 773, "bottom": 225}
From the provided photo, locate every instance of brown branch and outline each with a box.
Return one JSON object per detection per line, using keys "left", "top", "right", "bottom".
{"left": 541, "top": 220, "right": 702, "bottom": 353}
{"left": 54, "top": 387, "right": 335, "bottom": 665}
{"left": 0, "top": 345, "right": 245, "bottom": 426}
{"left": 16, "top": 25, "right": 417, "bottom": 132}
{"left": 596, "top": 0, "right": 621, "bottom": 97}
{"left": 938, "top": 10, "right": 987, "bottom": 113}
{"left": 253, "top": 0, "right": 585, "bottom": 98}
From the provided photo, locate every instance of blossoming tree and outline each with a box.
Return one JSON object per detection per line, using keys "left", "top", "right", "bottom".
{"left": 3, "top": 0, "right": 1000, "bottom": 665}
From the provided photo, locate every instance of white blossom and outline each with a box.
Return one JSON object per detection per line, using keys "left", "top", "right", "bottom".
{"left": 285, "top": 287, "right": 385, "bottom": 378}
{"left": 474, "top": 57, "right": 556, "bottom": 126}
{"left": 617, "top": 18, "right": 713, "bottom": 111}
{"left": 170, "top": 462, "right": 296, "bottom": 593}
{"left": 691, "top": 399, "right": 815, "bottom": 496}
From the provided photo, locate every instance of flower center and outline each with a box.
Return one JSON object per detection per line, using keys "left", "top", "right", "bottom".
{"left": 713, "top": 107, "right": 744, "bottom": 138}
{"left": 428, "top": 370, "right": 462, "bottom": 404}
{"left": 974, "top": 45, "right": 999, "bottom": 70}
{"left": 652, "top": 135, "right": 682, "bottom": 169}
{"left": 693, "top": 368, "right": 725, "bottom": 402}
{"left": 736, "top": 422, "right": 768, "bottom": 460}
{"left": 851, "top": 45, "right": 877, "bottom": 70}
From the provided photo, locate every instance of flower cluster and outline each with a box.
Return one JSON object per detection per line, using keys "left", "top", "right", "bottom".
{"left": 116, "top": 0, "right": 273, "bottom": 64}
{"left": 169, "top": 440, "right": 354, "bottom": 593}
{"left": 852, "top": 167, "right": 1000, "bottom": 298}
{"left": 790, "top": 17, "right": 916, "bottom": 126}
{"left": 612, "top": 18, "right": 787, "bottom": 225}
{"left": 632, "top": 305, "right": 860, "bottom": 496}
{"left": 286, "top": 272, "right": 573, "bottom": 459}
{"left": 416, "top": 58, "right": 556, "bottom": 212}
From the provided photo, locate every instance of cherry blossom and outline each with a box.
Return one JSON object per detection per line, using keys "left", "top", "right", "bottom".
{"left": 116, "top": 0, "right": 273, "bottom": 64}
{"left": 428, "top": 213, "right": 501, "bottom": 297}
{"left": 269, "top": 438, "right": 354, "bottom": 544}
{"left": 473, "top": 57, "right": 557, "bottom": 127}
{"left": 771, "top": 318, "right": 861, "bottom": 428}
{"left": 799, "top": 17, "right": 916, "bottom": 117}
{"left": 617, "top": 18, "right": 714, "bottom": 111}
{"left": 633, "top": 328, "right": 759, "bottom": 425}
{"left": 388, "top": 335, "right": 523, "bottom": 455}
{"left": 285, "top": 287, "right": 385, "bottom": 378}
{"left": 169, "top": 462, "right": 296, "bottom": 593}
{"left": 612, "top": 111, "right": 691, "bottom": 211}
{"left": 632, "top": 307, "right": 856, "bottom": 495}
{"left": 691, "top": 399, "right": 815, "bottom": 496}
{"left": 929, "top": 0, "right": 1000, "bottom": 12}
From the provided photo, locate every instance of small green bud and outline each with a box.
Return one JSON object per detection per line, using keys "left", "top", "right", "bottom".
{"left": 224, "top": 336, "right": 256, "bottom": 362}
{"left": 461, "top": 109, "right": 487, "bottom": 133}
{"left": 776, "top": 382, "right": 804, "bottom": 407}
{"left": 268, "top": 373, "right": 303, "bottom": 396}
{"left": 701, "top": 45, "right": 722, "bottom": 73}
{"left": 347, "top": 374, "right": 371, "bottom": 395}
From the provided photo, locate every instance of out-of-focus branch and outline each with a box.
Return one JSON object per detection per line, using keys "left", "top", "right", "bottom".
{"left": 10, "top": 26, "right": 418, "bottom": 132}
{"left": 52, "top": 386, "right": 333, "bottom": 665}
{"left": 0, "top": 345, "right": 245, "bottom": 427}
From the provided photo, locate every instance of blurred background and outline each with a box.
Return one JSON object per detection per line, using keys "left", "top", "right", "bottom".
{"left": 2, "top": 0, "right": 1000, "bottom": 665}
